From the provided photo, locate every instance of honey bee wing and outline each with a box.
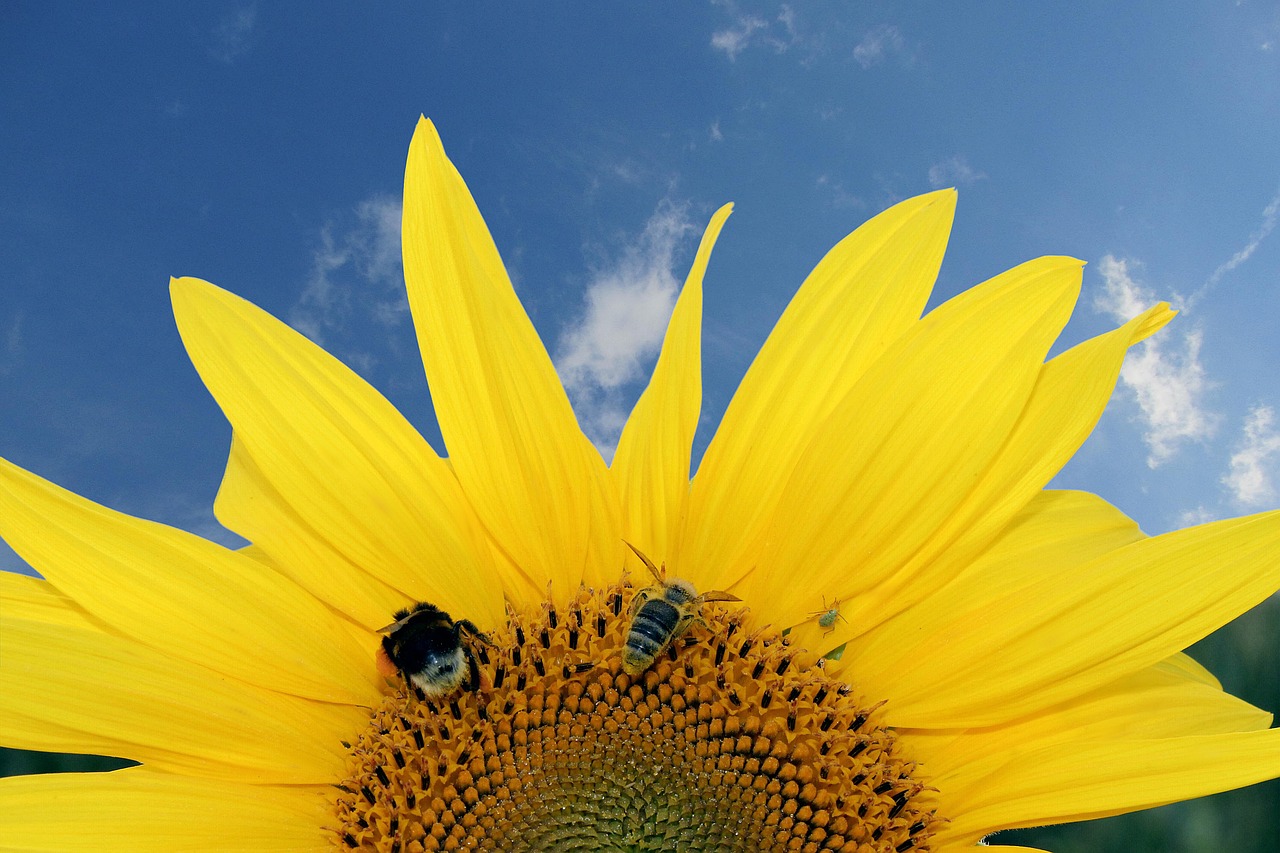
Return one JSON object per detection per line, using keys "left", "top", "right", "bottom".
{"left": 376, "top": 615, "right": 412, "bottom": 634}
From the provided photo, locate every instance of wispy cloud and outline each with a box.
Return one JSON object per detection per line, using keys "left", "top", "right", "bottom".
{"left": 816, "top": 174, "right": 865, "bottom": 210}
{"left": 928, "top": 155, "right": 987, "bottom": 189}
{"left": 711, "top": 15, "right": 769, "bottom": 61}
{"left": 209, "top": 6, "right": 257, "bottom": 64}
{"left": 853, "top": 24, "right": 912, "bottom": 69}
{"left": 1094, "top": 255, "right": 1218, "bottom": 467}
{"left": 1223, "top": 404, "right": 1280, "bottom": 508}
{"left": 1205, "top": 188, "right": 1280, "bottom": 290}
{"left": 710, "top": 3, "right": 803, "bottom": 61}
{"left": 290, "top": 195, "right": 403, "bottom": 345}
{"left": 555, "top": 201, "right": 697, "bottom": 458}
{"left": 1178, "top": 505, "right": 1218, "bottom": 527}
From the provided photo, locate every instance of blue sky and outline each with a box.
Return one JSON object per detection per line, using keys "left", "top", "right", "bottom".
{"left": 2, "top": 1, "right": 1279, "bottom": 577}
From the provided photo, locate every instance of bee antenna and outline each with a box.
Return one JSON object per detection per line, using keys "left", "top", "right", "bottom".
{"left": 623, "top": 540, "right": 664, "bottom": 583}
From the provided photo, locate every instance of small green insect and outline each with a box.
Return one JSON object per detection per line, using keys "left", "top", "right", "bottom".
{"left": 809, "top": 596, "right": 847, "bottom": 635}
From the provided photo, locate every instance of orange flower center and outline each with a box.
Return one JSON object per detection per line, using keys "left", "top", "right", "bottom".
{"left": 333, "top": 582, "right": 939, "bottom": 851}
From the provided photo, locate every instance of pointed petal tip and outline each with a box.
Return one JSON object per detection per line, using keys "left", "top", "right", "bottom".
{"left": 411, "top": 115, "right": 445, "bottom": 156}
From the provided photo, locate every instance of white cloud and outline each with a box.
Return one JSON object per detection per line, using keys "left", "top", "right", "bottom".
{"left": 1223, "top": 404, "right": 1280, "bottom": 508}
{"left": 711, "top": 16, "right": 768, "bottom": 61}
{"left": 816, "top": 173, "right": 864, "bottom": 210}
{"left": 928, "top": 155, "right": 987, "bottom": 189}
{"left": 1094, "top": 255, "right": 1218, "bottom": 467}
{"left": 1178, "top": 505, "right": 1219, "bottom": 527}
{"left": 291, "top": 195, "right": 403, "bottom": 344}
{"left": 709, "top": 120, "right": 724, "bottom": 143}
{"left": 555, "top": 201, "right": 697, "bottom": 458}
{"left": 209, "top": 6, "right": 257, "bottom": 64}
{"left": 853, "top": 24, "right": 909, "bottom": 69}
{"left": 710, "top": 4, "right": 803, "bottom": 61}
{"left": 1205, "top": 187, "right": 1280, "bottom": 290}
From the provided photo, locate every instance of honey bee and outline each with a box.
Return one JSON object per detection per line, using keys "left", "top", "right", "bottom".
{"left": 809, "top": 596, "right": 847, "bottom": 635}
{"left": 376, "top": 602, "right": 492, "bottom": 698}
{"left": 621, "top": 543, "right": 740, "bottom": 676}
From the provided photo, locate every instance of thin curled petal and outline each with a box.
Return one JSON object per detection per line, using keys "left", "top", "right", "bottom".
{"left": 402, "top": 117, "right": 620, "bottom": 592}
{"left": 612, "top": 204, "right": 730, "bottom": 563}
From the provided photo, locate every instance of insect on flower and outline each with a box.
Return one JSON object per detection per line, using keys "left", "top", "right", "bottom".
{"left": 377, "top": 601, "right": 493, "bottom": 698}
{"left": 809, "top": 596, "right": 848, "bottom": 635}
{"left": 621, "top": 542, "right": 741, "bottom": 676}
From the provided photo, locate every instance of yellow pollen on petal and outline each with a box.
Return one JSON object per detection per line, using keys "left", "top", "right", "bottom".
{"left": 332, "top": 581, "right": 939, "bottom": 852}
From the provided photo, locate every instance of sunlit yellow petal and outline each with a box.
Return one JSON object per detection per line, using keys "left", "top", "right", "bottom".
{"left": 1, "top": 606, "right": 359, "bottom": 783}
{"left": 402, "top": 117, "right": 620, "bottom": 592}
{"left": 171, "top": 278, "right": 507, "bottom": 627}
{"left": 677, "top": 191, "right": 955, "bottom": 586}
{"left": 217, "top": 435, "right": 419, "bottom": 628}
{"left": 902, "top": 654, "right": 1272, "bottom": 792}
{"left": 0, "top": 456, "right": 377, "bottom": 705}
{"left": 934, "top": 729, "right": 1280, "bottom": 845}
{"left": 841, "top": 303, "right": 1175, "bottom": 647}
{"left": 0, "top": 569, "right": 97, "bottom": 631}
{"left": 835, "top": 489, "right": 1143, "bottom": 707}
{"left": 737, "top": 257, "right": 1082, "bottom": 623}
{"left": 0, "top": 768, "right": 328, "bottom": 852}
{"left": 612, "top": 205, "right": 731, "bottom": 563}
{"left": 851, "top": 499, "right": 1280, "bottom": 727}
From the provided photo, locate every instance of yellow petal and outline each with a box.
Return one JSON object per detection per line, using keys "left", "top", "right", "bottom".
{"left": 612, "top": 205, "right": 730, "bottom": 563}
{"left": 0, "top": 767, "right": 329, "bottom": 852}
{"left": 0, "top": 570, "right": 97, "bottom": 631}
{"left": 217, "top": 434, "right": 422, "bottom": 629}
{"left": 933, "top": 729, "right": 1280, "bottom": 844}
{"left": 171, "top": 277, "right": 509, "bottom": 626}
{"left": 402, "top": 117, "right": 620, "bottom": 592}
{"left": 0, "top": 457, "right": 378, "bottom": 705}
{"left": 849, "top": 494, "right": 1280, "bottom": 727}
{"left": 738, "top": 257, "right": 1082, "bottom": 623}
{"left": 902, "top": 654, "right": 1272, "bottom": 791}
{"left": 787, "top": 304, "right": 1173, "bottom": 654}
{"left": 678, "top": 191, "right": 955, "bottom": 587}
{"left": 1, "top": 593, "right": 360, "bottom": 783}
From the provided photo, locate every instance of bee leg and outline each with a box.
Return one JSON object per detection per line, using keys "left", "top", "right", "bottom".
{"left": 412, "top": 685, "right": 426, "bottom": 702}
{"left": 465, "top": 647, "right": 482, "bottom": 693}
{"left": 626, "top": 588, "right": 651, "bottom": 618}
{"left": 456, "top": 620, "right": 494, "bottom": 647}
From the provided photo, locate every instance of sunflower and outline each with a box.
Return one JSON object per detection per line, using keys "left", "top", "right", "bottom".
{"left": 3, "top": 117, "right": 1280, "bottom": 853}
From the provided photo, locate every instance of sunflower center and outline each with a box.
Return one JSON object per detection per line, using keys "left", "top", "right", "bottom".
{"left": 333, "top": 582, "right": 938, "bottom": 852}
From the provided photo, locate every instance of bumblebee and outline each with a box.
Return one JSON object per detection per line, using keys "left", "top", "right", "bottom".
{"left": 621, "top": 543, "right": 740, "bottom": 676}
{"left": 376, "top": 602, "right": 492, "bottom": 698}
